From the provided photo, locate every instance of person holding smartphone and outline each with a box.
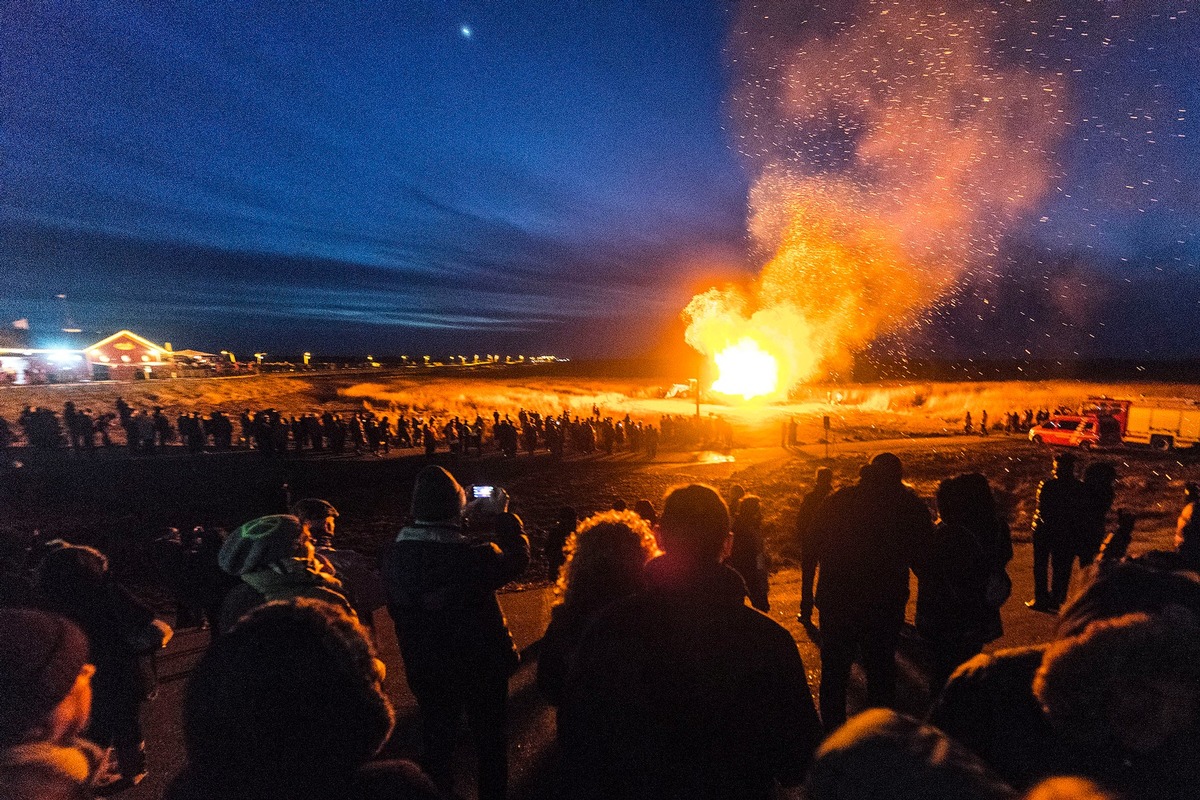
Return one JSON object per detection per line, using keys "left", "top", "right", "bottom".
{"left": 382, "top": 466, "right": 529, "bottom": 800}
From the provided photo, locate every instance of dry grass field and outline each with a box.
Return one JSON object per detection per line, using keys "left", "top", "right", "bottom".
{"left": 2, "top": 368, "right": 1195, "bottom": 562}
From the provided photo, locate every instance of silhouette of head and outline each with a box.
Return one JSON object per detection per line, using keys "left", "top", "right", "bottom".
{"left": 869, "top": 453, "right": 904, "bottom": 484}
{"left": 658, "top": 484, "right": 731, "bottom": 563}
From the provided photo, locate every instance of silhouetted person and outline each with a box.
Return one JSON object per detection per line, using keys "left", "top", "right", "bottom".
{"left": 1077, "top": 462, "right": 1117, "bottom": 565}
{"left": 915, "top": 474, "right": 1009, "bottom": 691}
{"left": 35, "top": 543, "right": 166, "bottom": 790}
{"left": 382, "top": 467, "right": 529, "bottom": 800}
{"left": 727, "top": 495, "right": 769, "bottom": 612}
{"left": 216, "top": 515, "right": 353, "bottom": 634}
{"left": 810, "top": 453, "right": 933, "bottom": 731}
{"left": 795, "top": 467, "right": 834, "bottom": 624}
{"left": 537, "top": 511, "right": 660, "bottom": 706}
{"left": 1028, "top": 453, "right": 1082, "bottom": 612}
{"left": 0, "top": 609, "right": 110, "bottom": 799}
{"left": 1174, "top": 483, "right": 1200, "bottom": 570}
{"left": 168, "top": 600, "right": 439, "bottom": 800}
{"left": 559, "top": 483, "right": 822, "bottom": 799}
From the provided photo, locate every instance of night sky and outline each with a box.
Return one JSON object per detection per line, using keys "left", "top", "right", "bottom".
{"left": 2, "top": 1, "right": 1197, "bottom": 360}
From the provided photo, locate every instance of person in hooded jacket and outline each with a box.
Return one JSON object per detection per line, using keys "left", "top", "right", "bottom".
{"left": 382, "top": 466, "right": 530, "bottom": 800}
{"left": 930, "top": 558, "right": 1200, "bottom": 794}
{"left": 216, "top": 514, "right": 353, "bottom": 634}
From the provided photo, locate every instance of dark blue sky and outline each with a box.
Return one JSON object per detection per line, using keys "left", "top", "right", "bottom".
{"left": 2, "top": 1, "right": 1198, "bottom": 359}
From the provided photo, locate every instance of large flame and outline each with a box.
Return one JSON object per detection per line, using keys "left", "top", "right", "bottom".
{"left": 683, "top": 0, "right": 1063, "bottom": 397}
{"left": 711, "top": 337, "right": 779, "bottom": 400}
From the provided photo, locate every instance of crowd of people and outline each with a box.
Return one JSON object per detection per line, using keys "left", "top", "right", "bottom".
{"left": 963, "top": 408, "right": 1067, "bottom": 436}
{"left": 0, "top": 401, "right": 763, "bottom": 460}
{"left": 2, "top": 453, "right": 1199, "bottom": 800}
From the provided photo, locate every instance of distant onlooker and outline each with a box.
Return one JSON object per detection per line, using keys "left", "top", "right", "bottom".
{"left": 537, "top": 510, "right": 660, "bottom": 706}
{"left": 1174, "top": 483, "right": 1200, "bottom": 569}
{"left": 216, "top": 515, "right": 352, "bottom": 634}
{"left": 727, "top": 495, "right": 769, "bottom": 612}
{"left": 559, "top": 483, "right": 822, "bottom": 799}
{"left": 382, "top": 466, "right": 530, "bottom": 800}
{"left": 1028, "top": 453, "right": 1082, "bottom": 612}
{"left": 1076, "top": 463, "right": 1117, "bottom": 565}
{"left": 168, "top": 599, "right": 438, "bottom": 800}
{"left": 727, "top": 484, "right": 746, "bottom": 516}
{"left": 0, "top": 608, "right": 108, "bottom": 800}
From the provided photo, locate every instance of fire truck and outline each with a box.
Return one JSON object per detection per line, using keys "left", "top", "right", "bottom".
{"left": 1082, "top": 397, "right": 1200, "bottom": 451}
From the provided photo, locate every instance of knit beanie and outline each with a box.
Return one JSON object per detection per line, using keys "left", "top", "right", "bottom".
{"left": 411, "top": 466, "right": 465, "bottom": 523}
{"left": 218, "top": 515, "right": 305, "bottom": 576}
{"left": 0, "top": 609, "right": 90, "bottom": 747}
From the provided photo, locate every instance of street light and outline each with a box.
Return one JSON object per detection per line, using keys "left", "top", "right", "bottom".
{"left": 220, "top": 350, "right": 236, "bottom": 363}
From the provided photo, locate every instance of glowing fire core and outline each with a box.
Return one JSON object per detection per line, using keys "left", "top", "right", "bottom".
{"left": 711, "top": 338, "right": 780, "bottom": 401}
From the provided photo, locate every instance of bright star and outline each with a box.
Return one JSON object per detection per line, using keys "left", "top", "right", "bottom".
{"left": 460, "top": 25, "right": 472, "bottom": 39}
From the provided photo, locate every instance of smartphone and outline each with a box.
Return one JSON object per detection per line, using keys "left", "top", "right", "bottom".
{"left": 472, "top": 485, "right": 496, "bottom": 499}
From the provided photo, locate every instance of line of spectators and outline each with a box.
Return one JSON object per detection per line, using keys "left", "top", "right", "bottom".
{"left": 3, "top": 401, "right": 752, "bottom": 460}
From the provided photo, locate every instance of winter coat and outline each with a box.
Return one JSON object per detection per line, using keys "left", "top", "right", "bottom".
{"left": 41, "top": 582, "right": 155, "bottom": 705}
{"left": 1032, "top": 475, "right": 1082, "bottom": 544}
{"left": 794, "top": 485, "right": 831, "bottom": 556}
{"left": 216, "top": 559, "right": 351, "bottom": 634}
{"left": 810, "top": 480, "right": 933, "bottom": 620}
{"left": 914, "top": 521, "right": 991, "bottom": 646}
{"left": 558, "top": 555, "right": 823, "bottom": 800}
{"left": 727, "top": 517, "right": 769, "bottom": 612}
{"left": 930, "top": 644, "right": 1200, "bottom": 799}
{"left": 382, "top": 519, "right": 530, "bottom": 693}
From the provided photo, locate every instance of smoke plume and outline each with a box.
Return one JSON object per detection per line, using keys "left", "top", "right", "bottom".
{"left": 685, "top": 0, "right": 1065, "bottom": 389}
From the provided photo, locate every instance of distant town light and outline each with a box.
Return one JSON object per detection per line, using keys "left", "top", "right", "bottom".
{"left": 47, "top": 350, "right": 80, "bottom": 364}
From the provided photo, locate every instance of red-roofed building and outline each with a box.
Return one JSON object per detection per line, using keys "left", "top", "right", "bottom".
{"left": 86, "top": 330, "right": 172, "bottom": 380}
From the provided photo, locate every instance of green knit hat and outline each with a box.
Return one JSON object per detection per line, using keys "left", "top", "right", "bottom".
{"left": 218, "top": 515, "right": 305, "bottom": 576}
